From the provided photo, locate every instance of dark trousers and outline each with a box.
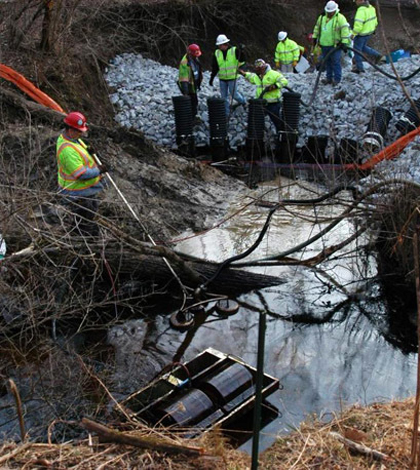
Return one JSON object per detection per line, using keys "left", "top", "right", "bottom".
{"left": 189, "top": 93, "right": 198, "bottom": 118}
{"left": 65, "top": 195, "right": 99, "bottom": 236}
{"left": 264, "top": 102, "right": 283, "bottom": 132}
{"left": 321, "top": 46, "right": 343, "bottom": 82}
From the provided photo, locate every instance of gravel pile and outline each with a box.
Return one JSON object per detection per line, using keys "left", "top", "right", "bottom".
{"left": 105, "top": 53, "right": 420, "bottom": 154}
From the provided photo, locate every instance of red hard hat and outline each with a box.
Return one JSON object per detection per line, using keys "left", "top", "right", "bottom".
{"left": 187, "top": 44, "right": 202, "bottom": 57}
{"left": 63, "top": 111, "right": 88, "bottom": 132}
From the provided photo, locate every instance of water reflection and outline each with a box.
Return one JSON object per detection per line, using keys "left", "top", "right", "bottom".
{"left": 109, "top": 179, "right": 417, "bottom": 450}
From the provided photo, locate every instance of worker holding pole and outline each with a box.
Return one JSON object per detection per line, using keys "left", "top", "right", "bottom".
{"left": 56, "top": 112, "right": 107, "bottom": 236}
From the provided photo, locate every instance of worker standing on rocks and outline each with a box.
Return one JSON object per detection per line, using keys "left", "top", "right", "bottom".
{"left": 56, "top": 112, "right": 107, "bottom": 236}
{"left": 312, "top": 0, "right": 351, "bottom": 85}
{"left": 352, "top": 0, "right": 383, "bottom": 74}
{"left": 274, "top": 31, "right": 304, "bottom": 73}
{"left": 239, "top": 59, "right": 288, "bottom": 133}
{"left": 178, "top": 43, "right": 203, "bottom": 119}
{"left": 209, "top": 34, "right": 247, "bottom": 116}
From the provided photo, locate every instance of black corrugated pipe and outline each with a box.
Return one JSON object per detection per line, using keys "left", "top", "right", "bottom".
{"left": 362, "top": 107, "right": 392, "bottom": 150}
{"left": 276, "top": 92, "right": 301, "bottom": 163}
{"left": 246, "top": 99, "right": 266, "bottom": 159}
{"left": 396, "top": 98, "right": 420, "bottom": 135}
{"left": 335, "top": 138, "right": 360, "bottom": 164}
{"left": 281, "top": 92, "right": 301, "bottom": 133}
{"left": 207, "top": 97, "right": 228, "bottom": 162}
{"left": 302, "top": 135, "right": 329, "bottom": 163}
{"left": 172, "top": 95, "right": 195, "bottom": 158}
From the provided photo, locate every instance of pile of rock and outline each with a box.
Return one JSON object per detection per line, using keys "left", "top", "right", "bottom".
{"left": 105, "top": 53, "right": 420, "bottom": 152}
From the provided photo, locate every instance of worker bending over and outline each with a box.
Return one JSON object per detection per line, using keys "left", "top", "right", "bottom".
{"left": 240, "top": 59, "right": 288, "bottom": 133}
{"left": 312, "top": 0, "right": 351, "bottom": 85}
{"left": 210, "top": 34, "right": 247, "bottom": 116}
{"left": 178, "top": 43, "right": 203, "bottom": 118}
{"left": 352, "top": 0, "right": 383, "bottom": 74}
{"left": 275, "top": 31, "right": 304, "bottom": 73}
{"left": 56, "top": 112, "right": 107, "bottom": 236}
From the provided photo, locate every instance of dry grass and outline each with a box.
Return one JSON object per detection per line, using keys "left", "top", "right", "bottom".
{"left": 0, "top": 398, "right": 418, "bottom": 469}
{"left": 261, "top": 397, "right": 416, "bottom": 469}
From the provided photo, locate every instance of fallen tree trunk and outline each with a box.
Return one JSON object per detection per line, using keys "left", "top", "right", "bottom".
{"left": 7, "top": 239, "right": 284, "bottom": 296}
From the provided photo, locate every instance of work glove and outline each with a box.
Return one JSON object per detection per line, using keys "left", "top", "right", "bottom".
{"left": 98, "top": 164, "right": 109, "bottom": 174}
{"left": 86, "top": 144, "right": 97, "bottom": 155}
{"left": 293, "top": 61, "right": 298, "bottom": 67}
{"left": 339, "top": 43, "right": 349, "bottom": 52}
{"left": 209, "top": 77, "right": 214, "bottom": 87}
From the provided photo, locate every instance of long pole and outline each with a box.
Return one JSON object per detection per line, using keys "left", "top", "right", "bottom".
{"left": 92, "top": 151, "right": 188, "bottom": 299}
{"left": 251, "top": 308, "right": 266, "bottom": 470}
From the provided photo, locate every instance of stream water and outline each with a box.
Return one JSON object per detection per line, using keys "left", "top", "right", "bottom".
{"left": 109, "top": 177, "right": 418, "bottom": 452}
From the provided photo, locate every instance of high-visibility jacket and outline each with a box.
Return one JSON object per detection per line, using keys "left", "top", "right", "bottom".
{"left": 313, "top": 11, "right": 351, "bottom": 47}
{"left": 353, "top": 4, "right": 378, "bottom": 36}
{"left": 56, "top": 134, "right": 101, "bottom": 192}
{"left": 243, "top": 68, "right": 288, "bottom": 103}
{"left": 178, "top": 54, "right": 202, "bottom": 94}
{"left": 275, "top": 38, "right": 303, "bottom": 66}
{"left": 215, "top": 47, "right": 243, "bottom": 80}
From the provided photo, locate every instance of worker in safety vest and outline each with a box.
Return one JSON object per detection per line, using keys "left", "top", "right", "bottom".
{"left": 351, "top": 0, "right": 383, "bottom": 74}
{"left": 312, "top": 0, "right": 351, "bottom": 85}
{"left": 209, "top": 34, "right": 246, "bottom": 116}
{"left": 56, "top": 112, "right": 107, "bottom": 236}
{"left": 239, "top": 59, "right": 288, "bottom": 133}
{"left": 178, "top": 43, "right": 203, "bottom": 118}
{"left": 275, "top": 31, "right": 304, "bottom": 74}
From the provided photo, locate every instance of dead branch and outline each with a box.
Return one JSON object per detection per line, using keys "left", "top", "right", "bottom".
{"left": 81, "top": 418, "right": 205, "bottom": 457}
{"left": 329, "top": 431, "right": 389, "bottom": 461}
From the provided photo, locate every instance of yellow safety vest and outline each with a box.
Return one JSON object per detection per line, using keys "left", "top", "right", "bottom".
{"left": 215, "top": 47, "right": 243, "bottom": 80}
{"left": 56, "top": 134, "right": 101, "bottom": 192}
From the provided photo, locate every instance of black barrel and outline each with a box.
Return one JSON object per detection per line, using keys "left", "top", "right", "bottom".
{"left": 247, "top": 99, "right": 265, "bottom": 141}
{"left": 396, "top": 98, "right": 420, "bottom": 135}
{"left": 208, "top": 97, "right": 228, "bottom": 162}
{"left": 172, "top": 95, "right": 195, "bottom": 158}
{"left": 362, "top": 107, "right": 392, "bottom": 149}
{"left": 172, "top": 95, "right": 193, "bottom": 137}
{"left": 246, "top": 99, "right": 266, "bottom": 159}
{"left": 199, "top": 363, "right": 253, "bottom": 406}
{"left": 155, "top": 388, "right": 214, "bottom": 426}
{"left": 302, "top": 135, "right": 329, "bottom": 163}
{"left": 208, "top": 97, "right": 227, "bottom": 139}
{"left": 335, "top": 138, "right": 360, "bottom": 164}
{"left": 281, "top": 91, "right": 301, "bottom": 133}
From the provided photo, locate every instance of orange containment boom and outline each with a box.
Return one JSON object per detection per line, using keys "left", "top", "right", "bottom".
{"left": 0, "top": 63, "right": 65, "bottom": 114}
{"left": 345, "top": 125, "right": 420, "bottom": 171}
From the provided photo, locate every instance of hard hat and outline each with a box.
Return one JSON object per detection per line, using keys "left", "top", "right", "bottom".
{"left": 325, "top": 0, "right": 339, "bottom": 13}
{"left": 216, "top": 34, "right": 230, "bottom": 46}
{"left": 254, "top": 59, "right": 267, "bottom": 70}
{"left": 187, "top": 43, "right": 202, "bottom": 57}
{"left": 278, "top": 31, "right": 288, "bottom": 41}
{"left": 64, "top": 111, "right": 88, "bottom": 132}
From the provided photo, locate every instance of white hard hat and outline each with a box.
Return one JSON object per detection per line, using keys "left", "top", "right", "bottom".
{"left": 216, "top": 34, "right": 230, "bottom": 46}
{"left": 278, "top": 31, "right": 288, "bottom": 41}
{"left": 325, "top": 0, "right": 339, "bottom": 13}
